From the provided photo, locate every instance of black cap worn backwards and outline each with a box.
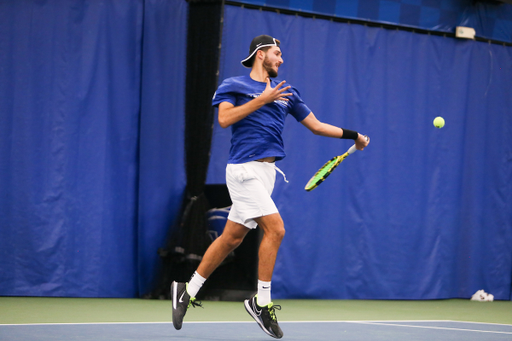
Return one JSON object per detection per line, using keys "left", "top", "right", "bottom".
{"left": 241, "top": 35, "right": 279, "bottom": 68}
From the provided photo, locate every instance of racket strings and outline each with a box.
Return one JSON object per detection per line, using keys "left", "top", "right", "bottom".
{"left": 305, "top": 156, "right": 343, "bottom": 191}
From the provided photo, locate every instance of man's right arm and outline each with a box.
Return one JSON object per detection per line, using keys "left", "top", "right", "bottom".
{"left": 218, "top": 98, "right": 266, "bottom": 128}
{"left": 218, "top": 79, "right": 292, "bottom": 128}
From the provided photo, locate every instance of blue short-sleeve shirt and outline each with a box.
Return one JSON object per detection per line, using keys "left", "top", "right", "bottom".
{"left": 212, "top": 75, "right": 311, "bottom": 164}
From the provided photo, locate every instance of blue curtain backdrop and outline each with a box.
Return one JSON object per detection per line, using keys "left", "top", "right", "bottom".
{"left": 232, "top": 0, "right": 512, "bottom": 44}
{"left": 207, "top": 5, "right": 512, "bottom": 300}
{"left": 137, "top": 0, "right": 187, "bottom": 298}
{"left": 0, "top": 0, "right": 186, "bottom": 297}
{"left": 1, "top": 0, "right": 511, "bottom": 300}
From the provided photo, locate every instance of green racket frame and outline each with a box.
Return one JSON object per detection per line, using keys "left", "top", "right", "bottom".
{"left": 304, "top": 144, "right": 358, "bottom": 191}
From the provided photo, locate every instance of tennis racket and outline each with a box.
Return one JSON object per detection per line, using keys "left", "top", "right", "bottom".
{"left": 305, "top": 142, "right": 362, "bottom": 192}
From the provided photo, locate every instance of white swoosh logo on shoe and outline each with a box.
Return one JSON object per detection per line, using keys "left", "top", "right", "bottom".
{"left": 179, "top": 291, "right": 186, "bottom": 303}
{"left": 253, "top": 301, "right": 262, "bottom": 316}
{"left": 172, "top": 283, "right": 177, "bottom": 310}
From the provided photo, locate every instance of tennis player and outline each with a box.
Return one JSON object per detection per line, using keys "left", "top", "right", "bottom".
{"left": 172, "top": 34, "right": 369, "bottom": 339}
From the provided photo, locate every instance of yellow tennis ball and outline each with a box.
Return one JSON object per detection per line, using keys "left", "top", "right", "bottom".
{"left": 433, "top": 116, "right": 445, "bottom": 128}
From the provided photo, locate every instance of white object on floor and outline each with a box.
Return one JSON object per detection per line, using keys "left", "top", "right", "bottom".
{"left": 471, "top": 289, "right": 494, "bottom": 302}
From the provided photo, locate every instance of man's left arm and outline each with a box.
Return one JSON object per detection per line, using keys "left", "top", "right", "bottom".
{"left": 300, "top": 112, "right": 369, "bottom": 150}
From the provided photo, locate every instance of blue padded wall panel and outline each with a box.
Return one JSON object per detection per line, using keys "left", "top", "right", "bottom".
{"left": 207, "top": 5, "right": 512, "bottom": 300}
{"left": 232, "top": 0, "right": 512, "bottom": 43}
{"left": 137, "top": 0, "right": 187, "bottom": 297}
{"left": 0, "top": 0, "right": 144, "bottom": 297}
{"left": 0, "top": 0, "right": 187, "bottom": 298}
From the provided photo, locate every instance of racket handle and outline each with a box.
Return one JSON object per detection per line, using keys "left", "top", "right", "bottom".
{"left": 347, "top": 144, "right": 357, "bottom": 154}
{"left": 347, "top": 134, "right": 368, "bottom": 154}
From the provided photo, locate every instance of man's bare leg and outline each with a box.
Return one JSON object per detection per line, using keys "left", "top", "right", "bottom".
{"left": 172, "top": 219, "right": 250, "bottom": 329}
{"left": 254, "top": 213, "right": 285, "bottom": 282}
{"left": 196, "top": 219, "right": 250, "bottom": 279}
{"left": 244, "top": 213, "right": 285, "bottom": 339}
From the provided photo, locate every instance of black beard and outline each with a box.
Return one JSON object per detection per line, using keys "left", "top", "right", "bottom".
{"left": 263, "top": 57, "right": 278, "bottom": 78}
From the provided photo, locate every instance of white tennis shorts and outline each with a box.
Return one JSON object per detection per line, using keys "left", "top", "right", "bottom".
{"left": 226, "top": 161, "right": 280, "bottom": 229}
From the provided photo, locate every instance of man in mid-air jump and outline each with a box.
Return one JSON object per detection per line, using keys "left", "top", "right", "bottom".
{"left": 171, "top": 34, "right": 369, "bottom": 339}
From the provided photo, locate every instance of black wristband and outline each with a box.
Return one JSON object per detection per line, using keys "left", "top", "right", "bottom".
{"left": 340, "top": 129, "right": 358, "bottom": 140}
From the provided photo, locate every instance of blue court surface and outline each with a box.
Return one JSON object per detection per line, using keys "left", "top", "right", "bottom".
{"left": 2, "top": 321, "right": 512, "bottom": 340}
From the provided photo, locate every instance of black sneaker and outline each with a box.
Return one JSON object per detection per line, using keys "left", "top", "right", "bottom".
{"left": 244, "top": 294, "right": 283, "bottom": 339}
{"left": 171, "top": 281, "right": 201, "bottom": 330}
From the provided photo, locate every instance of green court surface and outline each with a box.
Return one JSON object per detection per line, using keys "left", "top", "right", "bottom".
{"left": 1, "top": 297, "right": 511, "bottom": 325}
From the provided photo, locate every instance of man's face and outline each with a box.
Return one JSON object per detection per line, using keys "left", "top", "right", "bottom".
{"left": 262, "top": 46, "right": 283, "bottom": 78}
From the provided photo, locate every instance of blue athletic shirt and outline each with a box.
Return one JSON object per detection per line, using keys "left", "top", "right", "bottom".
{"left": 212, "top": 75, "right": 311, "bottom": 164}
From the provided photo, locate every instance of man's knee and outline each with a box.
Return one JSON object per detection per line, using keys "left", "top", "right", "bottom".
{"left": 256, "top": 214, "right": 286, "bottom": 241}
{"left": 265, "top": 220, "right": 285, "bottom": 242}
{"left": 272, "top": 224, "right": 285, "bottom": 241}
{"left": 228, "top": 235, "right": 245, "bottom": 249}
{"left": 220, "top": 231, "right": 245, "bottom": 250}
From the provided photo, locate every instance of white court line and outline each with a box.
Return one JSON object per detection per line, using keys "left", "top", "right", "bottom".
{"left": 281, "top": 320, "right": 449, "bottom": 324}
{"left": 350, "top": 321, "right": 512, "bottom": 335}
{"left": 449, "top": 320, "right": 512, "bottom": 327}
{"left": 2, "top": 320, "right": 512, "bottom": 330}
{"left": 0, "top": 320, "right": 445, "bottom": 326}
{"left": 0, "top": 322, "right": 253, "bottom": 326}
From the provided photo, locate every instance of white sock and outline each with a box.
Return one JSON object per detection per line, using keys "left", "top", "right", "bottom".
{"left": 187, "top": 271, "right": 206, "bottom": 298}
{"left": 257, "top": 280, "right": 271, "bottom": 307}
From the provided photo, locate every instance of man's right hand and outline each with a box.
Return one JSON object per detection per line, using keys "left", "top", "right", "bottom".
{"left": 259, "top": 79, "right": 292, "bottom": 104}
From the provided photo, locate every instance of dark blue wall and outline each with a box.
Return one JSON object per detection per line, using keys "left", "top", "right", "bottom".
{"left": 207, "top": 5, "right": 512, "bottom": 300}
{"left": 232, "top": 0, "right": 512, "bottom": 43}
{"left": 1, "top": 0, "right": 511, "bottom": 300}
{"left": 0, "top": 0, "right": 187, "bottom": 297}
